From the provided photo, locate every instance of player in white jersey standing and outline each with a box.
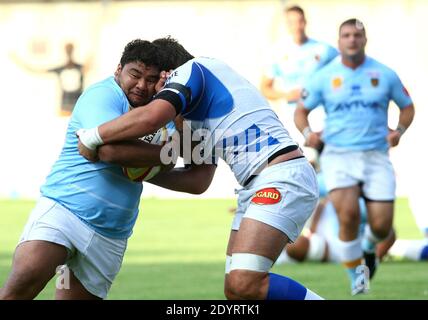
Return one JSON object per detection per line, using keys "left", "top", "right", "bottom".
{"left": 78, "top": 37, "right": 323, "bottom": 300}
{"left": 295, "top": 19, "right": 415, "bottom": 295}
{"left": 260, "top": 5, "right": 337, "bottom": 146}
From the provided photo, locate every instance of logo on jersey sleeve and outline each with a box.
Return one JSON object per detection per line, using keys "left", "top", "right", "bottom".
{"left": 332, "top": 77, "right": 343, "bottom": 89}
{"left": 370, "top": 78, "right": 379, "bottom": 87}
{"left": 251, "top": 188, "right": 282, "bottom": 205}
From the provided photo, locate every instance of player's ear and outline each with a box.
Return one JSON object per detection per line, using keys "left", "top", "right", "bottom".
{"left": 114, "top": 64, "right": 122, "bottom": 77}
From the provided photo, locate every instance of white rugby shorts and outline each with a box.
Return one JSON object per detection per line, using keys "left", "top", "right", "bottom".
{"left": 320, "top": 145, "right": 396, "bottom": 201}
{"left": 231, "top": 157, "right": 318, "bottom": 242}
{"left": 18, "top": 197, "right": 127, "bottom": 299}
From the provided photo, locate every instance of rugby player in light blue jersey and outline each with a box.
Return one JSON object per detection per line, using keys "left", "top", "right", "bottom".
{"left": 260, "top": 5, "right": 337, "bottom": 146}
{"left": 0, "top": 40, "right": 171, "bottom": 300}
{"left": 295, "top": 19, "right": 415, "bottom": 295}
{"left": 78, "top": 37, "right": 323, "bottom": 300}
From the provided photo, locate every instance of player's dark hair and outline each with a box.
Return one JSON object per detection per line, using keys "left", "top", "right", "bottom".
{"left": 339, "top": 18, "right": 366, "bottom": 35}
{"left": 152, "top": 36, "right": 194, "bottom": 71}
{"left": 120, "top": 39, "right": 160, "bottom": 68}
{"left": 284, "top": 5, "right": 305, "bottom": 17}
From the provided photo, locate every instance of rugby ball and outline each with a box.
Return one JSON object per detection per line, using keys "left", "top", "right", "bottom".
{"left": 122, "top": 127, "right": 169, "bottom": 182}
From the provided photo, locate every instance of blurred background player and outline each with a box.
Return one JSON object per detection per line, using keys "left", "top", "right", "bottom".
{"left": 295, "top": 18, "right": 415, "bottom": 295}
{"left": 260, "top": 5, "right": 337, "bottom": 146}
{"left": 11, "top": 42, "right": 90, "bottom": 117}
{"left": 386, "top": 239, "right": 428, "bottom": 262}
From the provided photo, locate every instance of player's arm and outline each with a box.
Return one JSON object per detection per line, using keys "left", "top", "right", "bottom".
{"left": 387, "top": 72, "right": 415, "bottom": 147}
{"left": 78, "top": 62, "right": 199, "bottom": 162}
{"left": 100, "top": 99, "right": 177, "bottom": 144}
{"left": 147, "top": 163, "right": 217, "bottom": 195}
{"left": 387, "top": 103, "right": 415, "bottom": 147}
{"left": 294, "top": 102, "right": 323, "bottom": 149}
{"left": 78, "top": 99, "right": 177, "bottom": 161}
{"left": 9, "top": 52, "right": 50, "bottom": 74}
{"left": 97, "top": 140, "right": 165, "bottom": 168}
{"left": 260, "top": 75, "right": 301, "bottom": 102}
{"left": 295, "top": 73, "right": 325, "bottom": 149}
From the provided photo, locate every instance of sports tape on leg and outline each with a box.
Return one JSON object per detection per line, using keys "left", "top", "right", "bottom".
{"left": 230, "top": 253, "right": 273, "bottom": 272}
{"left": 225, "top": 255, "right": 232, "bottom": 274}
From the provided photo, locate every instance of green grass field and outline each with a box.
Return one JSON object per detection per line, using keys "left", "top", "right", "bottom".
{"left": 0, "top": 197, "right": 427, "bottom": 300}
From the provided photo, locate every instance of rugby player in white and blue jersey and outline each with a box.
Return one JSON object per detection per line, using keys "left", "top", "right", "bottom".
{"left": 295, "top": 19, "right": 415, "bottom": 295}
{"left": 78, "top": 37, "right": 323, "bottom": 300}
{"left": 0, "top": 40, "right": 170, "bottom": 300}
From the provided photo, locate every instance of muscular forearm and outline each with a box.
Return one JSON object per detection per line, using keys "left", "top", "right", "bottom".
{"left": 98, "top": 99, "right": 177, "bottom": 144}
{"left": 397, "top": 103, "right": 415, "bottom": 130}
{"left": 261, "top": 77, "right": 287, "bottom": 101}
{"left": 261, "top": 87, "right": 287, "bottom": 101}
{"left": 148, "top": 164, "right": 216, "bottom": 194}
{"left": 98, "top": 141, "right": 164, "bottom": 167}
{"left": 294, "top": 104, "right": 311, "bottom": 133}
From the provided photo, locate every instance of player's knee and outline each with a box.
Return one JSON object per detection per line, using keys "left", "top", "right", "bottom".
{"left": 338, "top": 208, "right": 360, "bottom": 227}
{"left": 369, "top": 218, "right": 392, "bottom": 239}
{"left": 225, "top": 253, "right": 273, "bottom": 299}
{"left": 286, "top": 236, "right": 310, "bottom": 262}
{"left": 370, "top": 224, "right": 391, "bottom": 240}
{"left": 224, "top": 280, "right": 237, "bottom": 300}
{"left": 226, "top": 270, "right": 267, "bottom": 299}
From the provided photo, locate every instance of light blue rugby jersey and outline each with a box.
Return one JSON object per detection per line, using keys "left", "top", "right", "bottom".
{"left": 155, "top": 57, "right": 297, "bottom": 186}
{"left": 41, "top": 76, "right": 143, "bottom": 239}
{"left": 266, "top": 38, "right": 338, "bottom": 105}
{"left": 302, "top": 56, "right": 413, "bottom": 151}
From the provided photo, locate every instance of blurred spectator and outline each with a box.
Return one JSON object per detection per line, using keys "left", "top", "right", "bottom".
{"left": 12, "top": 42, "right": 91, "bottom": 117}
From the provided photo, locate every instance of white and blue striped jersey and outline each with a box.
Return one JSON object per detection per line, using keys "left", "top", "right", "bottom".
{"left": 154, "top": 57, "right": 297, "bottom": 186}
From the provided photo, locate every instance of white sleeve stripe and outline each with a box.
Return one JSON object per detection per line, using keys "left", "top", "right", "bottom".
{"left": 159, "top": 88, "right": 180, "bottom": 95}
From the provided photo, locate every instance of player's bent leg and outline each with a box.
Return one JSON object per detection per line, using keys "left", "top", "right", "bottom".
{"left": 365, "top": 201, "right": 394, "bottom": 239}
{"left": 363, "top": 200, "right": 394, "bottom": 279}
{"left": 0, "top": 240, "right": 68, "bottom": 300}
{"left": 285, "top": 236, "right": 310, "bottom": 262}
{"left": 329, "top": 186, "right": 367, "bottom": 294}
{"left": 376, "top": 229, "right": 396, "bottom": 261}
{"left": 55, "top": 267, "right": 101, "bottom": 300}
{"left": 225, "top": 218, "right": 323, "bottom": 300}
{"left": 224, "top": 230, "right": 243, "bottom": 300}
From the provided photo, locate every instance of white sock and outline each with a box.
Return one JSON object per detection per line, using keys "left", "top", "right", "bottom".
{"left": 304, "top": 288, "right": 324, "bottom": 300}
